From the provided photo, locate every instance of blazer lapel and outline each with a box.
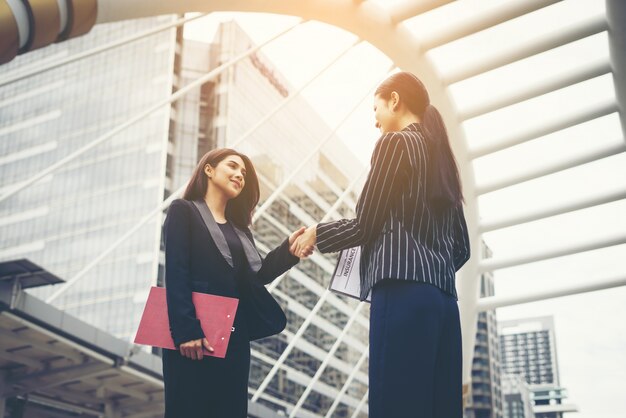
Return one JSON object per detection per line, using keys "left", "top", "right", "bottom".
{"left": 192, "top": 200, "right": 233, "bottom": 268}
{"left": 232, "top": 227, "right": 262, "bottom": 273}
{"left": 192, "top": 200, "right": 262, "bottom": 272}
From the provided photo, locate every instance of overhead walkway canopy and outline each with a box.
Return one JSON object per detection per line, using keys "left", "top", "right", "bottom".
{"left": 0, "top": 259, "right": 281, "bottom": 418}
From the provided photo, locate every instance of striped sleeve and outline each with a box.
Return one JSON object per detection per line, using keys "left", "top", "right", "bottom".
{"left": 316, "top": 132, "right": 407, "bottom": 253}
{"left": 453, "top": 205, "right": 471, "bottom": 271}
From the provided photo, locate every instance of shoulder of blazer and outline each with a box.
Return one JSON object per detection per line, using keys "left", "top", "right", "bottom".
{"left": 395, "top": 128, "right": 425, "bottom": 146}
{"left": 380, "top": 131, "right": 414, "bottom": 156}
{"left": 397, "top": 129, "right": 428, "bottom": 169}
{"left": 163, "top": 199, "right": 190, "bottom": 226}
{"left": 375, "top": 131, "right": 413, "bottom": 174}
{"left": 171, "top": 198, "right": 204, "bottom": 223}
{"left": 170, "top": 198, "right": 191, "bottom": 207}
{"left": 166, "top": 199, "right": 205, "bottom": 233}
{"left": 168, "top": 198, "right": 191, "bottom": 213}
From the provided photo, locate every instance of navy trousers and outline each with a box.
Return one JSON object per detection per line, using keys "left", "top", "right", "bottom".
{"left": 162, "top": 342, "right": 250, "bottom": 418}
{"left": 369, "top": 280, "right": 462, "bottom": 418}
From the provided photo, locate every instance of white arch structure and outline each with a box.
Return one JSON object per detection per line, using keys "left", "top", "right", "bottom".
{"left": 2, "top": 0, "right": 626, "bottom": 415}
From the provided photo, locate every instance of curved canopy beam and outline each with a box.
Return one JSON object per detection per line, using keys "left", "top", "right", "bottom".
{"left": 606, "top": 0, "right": 626, "bottom": 139}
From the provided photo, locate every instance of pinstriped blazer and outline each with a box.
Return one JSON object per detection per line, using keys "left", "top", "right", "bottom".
{"left": 316, "top": 123, "right": 470, "bottom": 301}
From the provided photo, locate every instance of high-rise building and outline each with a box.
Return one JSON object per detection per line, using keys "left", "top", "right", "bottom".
{"left": 0, "top": 16, "right": 179, "bottom": 339}
{"left": 500, "top": 316, "right": 559, "bottom": 386}
{"left": 464, "top": 243, "right": 504, "bottom": 418}
{"left": 502, "top": 374, "right": 534, "bottom": 418}
{"left": 499, "top": 316, "right": 579, "bottom": 418}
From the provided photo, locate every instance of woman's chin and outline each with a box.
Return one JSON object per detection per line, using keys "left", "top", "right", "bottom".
{"left": 378, "top": 124, "right": 390, "bottom": 134}
{"left": 227, "top": 189, "right": 242, "bottom": 199}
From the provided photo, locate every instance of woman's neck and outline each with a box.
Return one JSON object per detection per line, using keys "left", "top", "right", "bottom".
{"left": 204, "top": 188, "right": 228, "bottom": 222}
{"left": 397, "top": 113, "right": 421, "bottom": 131}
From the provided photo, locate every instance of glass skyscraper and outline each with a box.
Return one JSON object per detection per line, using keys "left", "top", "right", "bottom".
{"left": 499, "top": 316, "right": 579, "bottom": 418}
{"left": 0, "top": 16, "right": 179, "bottom": 339}
{"left": 502, "top": 374, "right": 534, "bottom": 418}
{"left": 465, "top": 243, "right": 504, "bottom": 418}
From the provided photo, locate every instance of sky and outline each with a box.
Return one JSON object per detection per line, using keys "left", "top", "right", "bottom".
{"left": 183, "top": 1, "right": 625, "bottom": 416}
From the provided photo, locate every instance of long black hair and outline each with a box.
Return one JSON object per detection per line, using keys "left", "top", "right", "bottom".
{"left": 183, "top": 148, "right": 260, "bottom": 229}
{"left": 375, "top": 71, "right": 464, "bottom": 208}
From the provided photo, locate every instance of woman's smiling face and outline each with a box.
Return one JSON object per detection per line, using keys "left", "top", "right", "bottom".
{"left": 373, "top": 92, "right": 399, "bottom": 134}
{"left": 206, "top": 155, "right": 247, "bottom": 200}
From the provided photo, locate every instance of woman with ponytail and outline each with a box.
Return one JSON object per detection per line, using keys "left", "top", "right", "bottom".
{"left": 292, "top": 72, "right": 471, "bottom": 417}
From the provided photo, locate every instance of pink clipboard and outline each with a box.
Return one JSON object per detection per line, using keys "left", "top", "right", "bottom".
{"left": 134, "top": 286, "right": 239, "bottom": 358}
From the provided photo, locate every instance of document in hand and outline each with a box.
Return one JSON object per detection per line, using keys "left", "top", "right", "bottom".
{"left": 329, "top": 247, "right": 371, "bottom": 303}
{"left": 134, "top": 286, "right": 238, "bottom": 358}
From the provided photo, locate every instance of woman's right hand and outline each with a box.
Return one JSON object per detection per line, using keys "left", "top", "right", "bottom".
{"left": 289, "top": 226, "right": 314, "bottom": 259}
{"left": 179, "top": 338, "right": 214, "bottom": 360}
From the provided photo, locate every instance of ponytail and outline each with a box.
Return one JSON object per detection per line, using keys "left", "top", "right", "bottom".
{"left": 422, "top": 104, "right": 464, "bottom": 209}
{"left": 375, "top": 71, "right": 464, "bottom": 209}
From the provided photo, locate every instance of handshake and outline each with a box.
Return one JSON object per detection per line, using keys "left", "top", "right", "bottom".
{"left": 288, "top": 225, "right": 317, "bottom": 259}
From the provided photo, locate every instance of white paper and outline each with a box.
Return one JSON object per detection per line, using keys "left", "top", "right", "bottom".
{"left": 329, "top": 247, "right": 371, "bottom": 303}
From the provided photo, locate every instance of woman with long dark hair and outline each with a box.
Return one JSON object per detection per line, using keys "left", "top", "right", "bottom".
{"left": 162, "top": 148, "right": 309, "bottom": 417}
{"left": 292, "top": 72, "right": 471, "bottom": 417}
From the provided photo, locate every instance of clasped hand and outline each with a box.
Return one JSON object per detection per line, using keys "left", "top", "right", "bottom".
{"left": 180, "top": 338, "right": 214, "bottom": 360}
{"left": 289, "top": 225, "right": 316, "bottom": 259}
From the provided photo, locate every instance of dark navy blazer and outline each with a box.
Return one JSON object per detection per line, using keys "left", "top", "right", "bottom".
{"left": 162, "top": 198, "right": 299, "bottom": 346}
{"left": 316, "top": 123, "right": 471, "bottom": 300}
